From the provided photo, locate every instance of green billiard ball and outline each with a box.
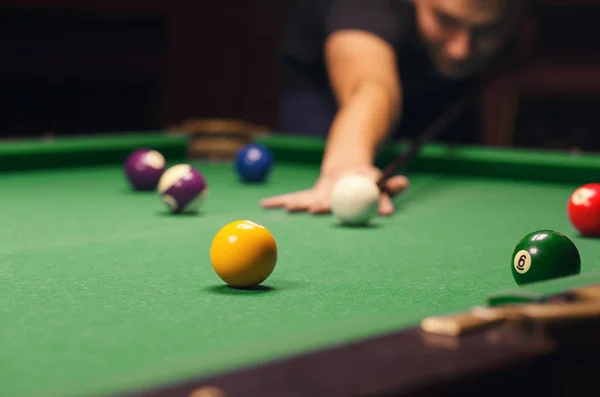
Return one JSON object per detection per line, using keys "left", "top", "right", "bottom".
{"left": 511, "top": 230, "right": 581, "bottom": 286}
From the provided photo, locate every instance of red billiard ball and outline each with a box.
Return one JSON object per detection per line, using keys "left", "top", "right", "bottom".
{"left": 567, "top": 183, "right": 600, "bottom": 236}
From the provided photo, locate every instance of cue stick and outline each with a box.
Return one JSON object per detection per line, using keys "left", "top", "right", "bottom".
{"left": 376, "top": 91, "right": 475, "bottom": 193}
{"left": 420, "top": 299, "right": 600, "bottom": 337}
{"left": 420, "top": 283, "right": 600, "bottom": 337}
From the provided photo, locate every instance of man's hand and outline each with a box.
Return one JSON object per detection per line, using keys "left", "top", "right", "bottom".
{"left": 260, "top": 165, "right": 409, "bottom": 215}
{"left": 261, "top": 30, "right": 407, "bottom": 216}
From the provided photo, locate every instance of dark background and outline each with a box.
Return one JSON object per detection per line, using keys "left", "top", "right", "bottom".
{"left": 0, "top": 0, "right": 598, "bottom": 151}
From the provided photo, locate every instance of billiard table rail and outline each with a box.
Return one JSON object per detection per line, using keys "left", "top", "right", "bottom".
{"left": 120, "top": 292, "right": 600, "bottom": 397}
{"left": 4, "top": 132, "right": 600, "bottom": 188}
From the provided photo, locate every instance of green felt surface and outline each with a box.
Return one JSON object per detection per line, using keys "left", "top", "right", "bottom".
{"left": 2, "top": 134, "right": 600, "bottom": 397}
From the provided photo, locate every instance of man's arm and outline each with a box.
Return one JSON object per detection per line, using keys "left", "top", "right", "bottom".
{"left": 260, "top": 1, "right": 410, "bottom": 214}
{"left": 321, "top": 30, "right": 402, "bottom": 175}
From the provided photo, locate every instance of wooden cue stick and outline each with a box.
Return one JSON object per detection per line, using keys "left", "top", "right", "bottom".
{"left": 376, "top": 91, "right": 475, "bottom": 192}
{"left": 421, "top": 299, "right": 600, "bottom": 336}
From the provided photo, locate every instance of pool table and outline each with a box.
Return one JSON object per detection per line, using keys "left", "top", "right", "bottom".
{"left": 2, "top": 132, "right": 600, "bottom": 397}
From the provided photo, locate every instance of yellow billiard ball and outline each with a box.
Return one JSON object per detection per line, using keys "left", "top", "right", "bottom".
{"left": 210, "top": 220, "right": 278, "bottom": 288}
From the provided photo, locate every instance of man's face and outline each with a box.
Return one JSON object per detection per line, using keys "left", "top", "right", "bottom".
{"left": 414, "top": 0, "right": 523, "bottom": 78}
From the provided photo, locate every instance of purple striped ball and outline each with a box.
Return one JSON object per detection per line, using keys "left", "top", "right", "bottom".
{"left": 158, "top": 164, "right": 207, "bottom": 213}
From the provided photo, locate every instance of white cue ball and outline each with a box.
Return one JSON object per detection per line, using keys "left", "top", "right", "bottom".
{"left": 330, "top": 174, "right": 380, "bottom": 225}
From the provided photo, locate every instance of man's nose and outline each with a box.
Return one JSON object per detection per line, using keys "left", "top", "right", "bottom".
{"left": 445, "top": 31, "right": 471, "bottom": 61}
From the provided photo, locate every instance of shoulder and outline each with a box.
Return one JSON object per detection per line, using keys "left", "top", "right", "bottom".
{"left": 325, "top": 0, "right": 415, "bottom": 49}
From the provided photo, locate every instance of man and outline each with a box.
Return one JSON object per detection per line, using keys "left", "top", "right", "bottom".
{"left": 261, "top": 0, "right": 529, "bottom": 215}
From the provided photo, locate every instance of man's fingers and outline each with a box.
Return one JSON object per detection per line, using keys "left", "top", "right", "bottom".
{"left": 307, "top": 195, "right": 331, "bottom": 214}
{"left": 260, "top": 195, "right": 288, "bottom": 208}
{"left": 260, "top": 190, "right": 310, "bottom": 208}
{"left": 284, "top": 193, "right": 314, "bottom": 212}
{"left": 384, "top": 175, "right": 409, "bottom": 196}
{"left": 378, "top": 194, "right": 395, "bottom": 216}
{"left": 260, "top": 173, "right": 407, "bottom": 217}
{"left": 378, "top": 175, "right": 408, "bottom": 215}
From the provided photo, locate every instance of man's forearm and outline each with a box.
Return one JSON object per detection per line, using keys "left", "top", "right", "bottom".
{"left": 321, "top": 80, "right": 400, "bottom": 174}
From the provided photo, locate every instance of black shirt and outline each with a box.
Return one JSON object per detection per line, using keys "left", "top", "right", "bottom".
{"left": 278, "top": 0, "right": 479, "bottom": 142}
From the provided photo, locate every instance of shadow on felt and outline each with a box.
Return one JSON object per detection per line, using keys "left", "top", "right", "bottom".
{"left": 573, "top": 234, "right": 600, "bottom": 241}
{"left": 204, "top": 280, "right": 308, "bottom": 295}
{"left": 205, "top": 285, "right": 276, "bottom": 295}
{"left": 332, "top": 222, "right": 381, "bottom": 229}
{"left": 120, "top": 186, "right": 157, "bottom": 195}
{"left": 155, "top": 209, "right": 203, "bottom": 217}
{"left": 238, "top": 179, "right": 270, "bottom": 186}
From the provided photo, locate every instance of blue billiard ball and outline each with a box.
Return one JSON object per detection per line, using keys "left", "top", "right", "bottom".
{"left": 235, "top": 143, "right": 273, "bottom": 182}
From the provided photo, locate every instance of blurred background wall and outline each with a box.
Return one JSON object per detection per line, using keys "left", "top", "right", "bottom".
{"left": 0, "top": 0, "right": 286, "bottom": 136}
{"left": 0, "top": 0, "right": 598, "bottom": 151}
